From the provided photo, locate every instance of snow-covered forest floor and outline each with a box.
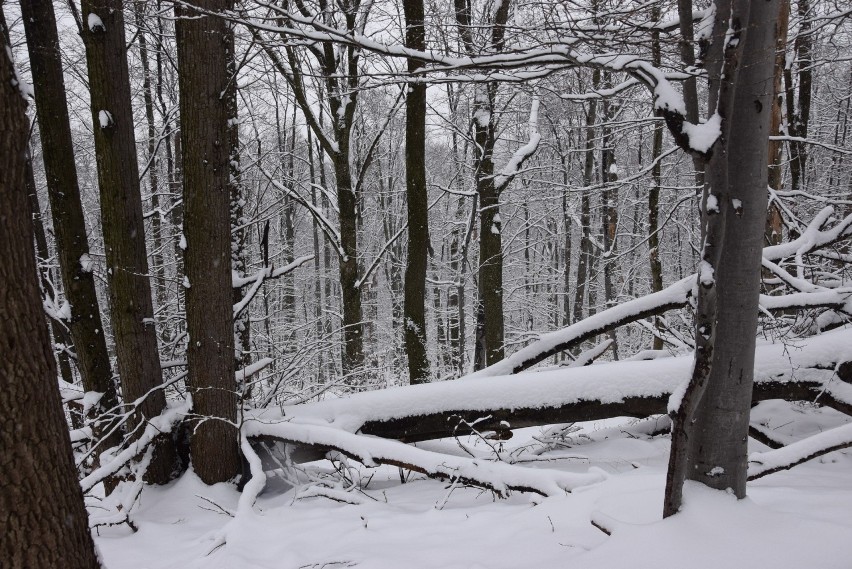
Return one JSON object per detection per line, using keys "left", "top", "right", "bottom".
{"left": 95, "top": 377, "right": 852, "bottom": 568}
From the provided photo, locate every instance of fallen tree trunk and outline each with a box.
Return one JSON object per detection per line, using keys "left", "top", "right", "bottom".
{"left": 250, "top": 328, "right": 852, "bottom": 463}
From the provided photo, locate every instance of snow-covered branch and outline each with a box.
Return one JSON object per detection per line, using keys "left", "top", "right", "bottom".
{"left": 493, "top": 98, "right": 541, "bottom": 192}
{"left": 748, "top": 422, "right": 852, "bottom": 480}
{"left": 246, "top": 419, "right": 606, "bottom": 497}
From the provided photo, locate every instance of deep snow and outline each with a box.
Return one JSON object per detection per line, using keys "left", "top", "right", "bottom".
{"left": 95, "top": 405, "right": 852, "bottom": 569}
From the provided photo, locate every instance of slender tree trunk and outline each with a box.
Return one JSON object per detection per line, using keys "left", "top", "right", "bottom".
{"left": 665, "top": 0, "right": 781, "bottom": 517}
{"left": 81, "top": 0, "right": 179, "bottom": 485}
{"left": 600, "top": 87, "right": 619, "bottom": 359}
{"left": 0, "top": 32, "right": 101, "bottom": 568}
{"left": 767, "top": 1, "right": 789, "bottom": 247}
{"left": 649, "top": 8, "right": 665, "bottom": 350}
{"left": 402, "top": 0, "right": 431, "bottom": 384}
{"left": 175, "top": 0, "right": 241, "bottom": 484}
{"left": 785, "top": 0, "right": 812, "bottom": 194}
{"left": 474, "top": 84, "right": 505, "bottom": 369}
{"left": 226, "top": 24, "right": 251, "bottom": 373}
{"left": 573, "top": 71, "right": 600, "bottom": 335}
{"left": 21, "top": 0, "right": 121, "bottom": 463}
{"left": 134, "top": 4, "right": 167, "bottom": 314}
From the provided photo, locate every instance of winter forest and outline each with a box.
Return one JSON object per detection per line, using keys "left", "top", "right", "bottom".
{"left": 3, "top": 0, "right": 852, "bottom": 566}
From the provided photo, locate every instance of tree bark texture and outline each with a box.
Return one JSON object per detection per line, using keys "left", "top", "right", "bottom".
{"left": 649, "top": 8, "right": 665, "bottom": 350}
{"left": 81, "top": 0, "right": 178, "bottom": 484}
{"left": 0, "top": 36, "right": 101, "bottom": 569}
{"left": 21, "top": 0, "right": 121, "bottom": 458}
{"left": 403, "top": 0, "right": 431, "bottom": 384}
{"left": 176, "top": 0, "right": 241, "bottom": 484}
{"left": 665, "top": 0, "right": 781, "bottom": 516}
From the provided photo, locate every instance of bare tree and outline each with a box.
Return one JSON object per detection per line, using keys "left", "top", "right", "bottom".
{"left": 0, "top": 30, "right": 101, "bottom": 569}
{"left": 175, "top": 0, "right": 241, "bottom": 484}
{"left": 402, "top": 0, "right": 431, "bottom": 383}
{"left": 81, "top": 0, "right": 179, "bottom": 484}
{"left": 665, "top": 0, "right": 784, "bottom": 516}
{"left": 21, "top": 0, "right": 122, "bottom": 467}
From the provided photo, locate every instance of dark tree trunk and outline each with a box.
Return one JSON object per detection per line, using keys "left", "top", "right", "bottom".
{"left": 649, "top": 8, "right": 665, "bottom": 350}
{"left": 665, "top": 0, "right": 782, "bottom": 517}
{"left": 766, "top": 0, "right": 789, "bottom": 246}
{"left": 402, "top": 0, "right": 431, "bottom": 384}
{"left": 134, "top": 3, "right": 168, "bottom": 314}
{"left": 21, "top": 0, "right": 121, "bottom": 461}
{"left": 81, "top": 0, "right": 178, "bottom": 485}
{"left": 0, "top": 31, "right": 101, "bottom": 568}
{"left": 226, "top": 23, "right": 251, "bottom": 373}
{"left": 573, "top": 71, "right": 600, "bottom": 336}
{"left": 600, "top": 86, "right": 619, "bottom": 359}
{"left": 785, "top": 0, "right": 812, "bottom": 194}
{"left": 176, "top": 0, "right": 241, "bottom": 484}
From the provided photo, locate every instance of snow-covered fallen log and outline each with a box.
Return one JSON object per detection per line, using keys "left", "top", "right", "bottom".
{"left": 249, "top": 328, "right": 852, "bottom": 454}
{"left": 244, "top": 420, "right": 606, "bottom": 497}
{"left": 748, "top": 421, "right": 852, "bottom": 480}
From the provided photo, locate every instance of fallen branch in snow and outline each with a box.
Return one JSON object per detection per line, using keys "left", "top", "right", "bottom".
{"left": 748, "top": 422, "right": 852, "bottom": 480}
{"left": 245, "top": 420, "right": 607, "bottom": 497}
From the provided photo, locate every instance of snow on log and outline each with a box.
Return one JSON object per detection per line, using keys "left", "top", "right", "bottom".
{"left": 748, "top": 421, "right": 852, "bottom": 480}
{"left": 248, "top": 327, "right": 852, "bottom": 451}
{"left": 244, "top": 419, "right": 607, "bottom": 497}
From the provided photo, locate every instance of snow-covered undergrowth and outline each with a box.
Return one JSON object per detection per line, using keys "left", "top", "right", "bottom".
{"left": 95, "top": 405, "right": 852, "bottom": 569}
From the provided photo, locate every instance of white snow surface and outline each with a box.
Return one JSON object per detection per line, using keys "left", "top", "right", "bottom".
{"left": 96, "top": 405, "right": 852, "bottom": 569}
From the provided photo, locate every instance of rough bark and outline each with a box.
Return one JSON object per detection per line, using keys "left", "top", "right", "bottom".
{"left": 81, "top": 0, "right": 178, "bottom": 485}
{"left": 21, "top": 0, "right": 121, "bottom": 461}
{"left": 0, "top": 35, "right": 101, "bottom": 569}
{"left": 665, "top": 0, "right": 781, "bottom": 517}
{"left": 176, "top": 0, "right": 241, "bottom": 484}
{"left": 402, "top": 0, "right": 431, "bottom": 384}
{"left": 649, "top": 7, "right": 665, "bottom": 350}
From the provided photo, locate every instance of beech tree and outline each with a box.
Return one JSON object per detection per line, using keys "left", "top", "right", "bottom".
{"left": 664, "top": 0, "right": 784, "bottom": 515}
{"left": 0, "top": 29, "right": 101, "bottom": 569}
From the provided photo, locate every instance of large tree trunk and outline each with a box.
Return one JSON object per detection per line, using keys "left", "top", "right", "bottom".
{"left": 81, "top": 0, "right": 178, "bottom": 485}
{"left": 175, "top": 0, "right": 241, "bottom": 484}
{"left": 665, "top": 0, "right": 782, "bottom": 517}
{"left": 402, "top": 0, "right": 431, "bottom": 384}
{"left": 21, "top": 0, "right": 122, "bottom": 463}
{"left": 0, "top": 32, "right": 101, "bottom": 569}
